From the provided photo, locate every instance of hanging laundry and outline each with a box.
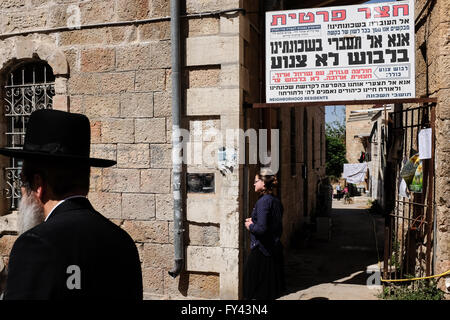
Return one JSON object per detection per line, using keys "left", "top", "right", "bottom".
{"left": 343, "top": 162, "right": 368, "bottom": 184}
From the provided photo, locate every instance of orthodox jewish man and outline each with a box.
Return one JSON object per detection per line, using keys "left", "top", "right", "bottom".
{"left": 0, "top": 109, "right": 142, "bottom": 300}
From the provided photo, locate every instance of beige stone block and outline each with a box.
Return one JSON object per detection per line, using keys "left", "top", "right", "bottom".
{"left": 164, "top": 271, "right": 220, "bottom": 299}
{"left": 101, "top": 119, "right": 134, "bottom": 143}
{"left": 90, "top": 121, "right": 102, "bottom": 143}
{"left": 142, "top": 267, "right": 165, "bottom": 294}
{"left": 98, "top": 72, "right": 135, "bottom": 94}
{"left": 186, "top": 88, "right": 240, "bottom": 116}
{"left": 52, "top": 95, "right": 69, "bottom": 112}
{"left": 46, "top": 4, "right": 72, "bottom": 29}
{"left": 150, "top": 40, "right": 171, "bottom": 69}
{"left": 122, "top": 220, "right": 168, "bottom": 243}
{"left": 48, "top": 51, "right": 69, "bottom": 76}
{"left": 84, "top": 95, "right": 120, "bottom": 118}
{"left": 186, "top": 35, "right": 239, "bottom": 66}
{"left": 150, "top": 144, "right": 172, "bottom": 168}
{"left": 156, "top": 193, "right": 173, "bottom": 221}
{"left": 88, "top": 191, "right": 122, "bottom": 219}
{"left": 59, "top": 29, "right": 109, "bottom": 46}
{"left": 138, "top": 21, "right": 170, "bottom": 41}
{"left": 219, "top": 208, "right": 239, "bottom": 249}
{"left": 69, "top": 96, "right": 82, "bottom": 114}
{"left": 135, "top": 69, "right": 166, "bottom": 92}
{"left": 154, "top": 91, "right": 171, "bottom": 117}
{"left": 68, "top": 73, "right": 99, "bottom": 95}
{"left": 106, "top": 26, "right": 137, "bottom": 44}
{"left": 188, "top": 18, "right": 219, "bottom": 37}
{"left": 186, "top": 197, "right": 220, "bottom": 223}
{"left": 122, "top": 193, "right": 156, "bottom": 220}
{"left": 117, "top": 143, "right": 150, "bottom": 168}
{"left": 140, "top": 169, "right": 171, "bottom": 193}
{"left": 219, "top": 268, "right": 239, "bottom": 299}
{"left": 186, "top": 0, "right": 240, "bottom": 13}
{"left": 14, "top": 38, "right": 34, "bottom": 60}
{"left": 90, "top": 144, "right": 117, "bottom": 164}
{"left": 116, "top": 0, "right": 149, "bottom": 20}
{"left": 80, "top": 48, "right": 115, "bottom": 73}
{"left": 0, "top": 212, "right": 18, "bottom": 236}
{"left": 143, "top": 243, "right": 173, "bottom": 268}
{"left": 120, "top": 93, "right": 154, "bottom": 118}
{"left": 149, "top": 0, "right": 170, "bottom": 18}
{"left": 79, "top": 0, "right": 115, "bottom": 24}
{"left": 0, "top": 235, "right": 17, "bottom": 256}
{"left": 135, "top": 118, "right": 166, "bottom": 143}
{"left": 187, "top": 67, "right": 220, "bottom": 88}
{"left": 220, "top": 16, "right": 239, "bottom": 35}
{"left": 121, "top": 220, "right": 146, "bottom": 242}
{"left": 102, "top": 168, "right": 140, "bottom": 192}
{"left": 89, "top": 167, "right": 102, "bottom": 192}
{"left": 116, "top": 44, "right": 152, "bottom": 71}
{"left": 188, "top": 223, "right": 220, "bottom": 247}
{"left": 186, "top": 246, "right": 222, "bottom": 273}
{"left": 0, "top": 0, "right": 25, "bottom": 9}
{"left": 219, "top": 63, "right": 240, "bottom": 88}
{"left": 437, "top": 89, "right": 450, "bottom": 120}
{"left": 54, "top": 77, "right": 68, "bottom": 95}
{"left": 2, "top": 10, "right": 47, "bottom": 33}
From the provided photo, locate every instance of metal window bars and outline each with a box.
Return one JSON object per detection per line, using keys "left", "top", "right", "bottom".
{"left": 3, "top": 62, "right": 55, "bottom": 210}
{"left": 383, "top": 104, "right": 435, "bottom": 283}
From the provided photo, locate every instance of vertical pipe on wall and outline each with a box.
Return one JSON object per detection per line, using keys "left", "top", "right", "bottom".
{"left": 168, "top": 0, "right": 184, "bottom": 278}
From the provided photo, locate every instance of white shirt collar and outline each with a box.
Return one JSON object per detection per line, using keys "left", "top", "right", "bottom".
{"left": 44, "top": 195, "right": 86, "bottom": 222}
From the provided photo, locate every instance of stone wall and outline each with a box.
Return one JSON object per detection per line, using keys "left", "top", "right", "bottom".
{"left": 415, "top": 0, "right": 449, "bottom": 295}
{"left": 0, "top": 0, "right": 227, "bottom": 300}
{"left": 0, "top": 0, "right": 329, "bottom": 300}
{"left": 346, "top": 105, "right": 372, "bottom": 165}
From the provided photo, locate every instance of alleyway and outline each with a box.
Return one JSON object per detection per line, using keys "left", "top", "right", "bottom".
{"left": 279, "top": 195, "right": 385, "bottom": 300}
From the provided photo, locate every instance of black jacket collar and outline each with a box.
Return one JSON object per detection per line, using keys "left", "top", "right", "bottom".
{"left": 46, "top": 197, "right": 94, "bottom": 222}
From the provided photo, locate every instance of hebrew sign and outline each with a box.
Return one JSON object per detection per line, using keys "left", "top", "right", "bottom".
{"left": 265, "top": 0, "right": 415, "bottom": 103}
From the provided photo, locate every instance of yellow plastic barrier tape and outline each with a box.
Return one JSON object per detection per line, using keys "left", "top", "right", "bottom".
{"left": 381, "top": 269, "right": 450, "bottom": 283}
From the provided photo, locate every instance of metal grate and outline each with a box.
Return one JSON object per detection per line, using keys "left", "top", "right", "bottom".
{"left": 384, "top": 104, "right": 435, "bottom": 281}
{"left": 3, "top": 62, "right": 55, "bottom": 210}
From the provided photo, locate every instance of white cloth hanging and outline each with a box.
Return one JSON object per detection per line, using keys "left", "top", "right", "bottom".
{"left": 418, "top": 128, "right": 432, "bottom": 160}
{"left": 343, "top": 162, "right": 368, "bottom": 184}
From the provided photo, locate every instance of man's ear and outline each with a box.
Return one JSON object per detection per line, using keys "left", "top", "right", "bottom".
{"left": 33, "top": 174, "right": 45, "bottom": 201}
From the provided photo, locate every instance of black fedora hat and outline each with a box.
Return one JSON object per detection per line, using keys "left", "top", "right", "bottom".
{"left": 0, "top": 109, "right": 116, "bottom": 167}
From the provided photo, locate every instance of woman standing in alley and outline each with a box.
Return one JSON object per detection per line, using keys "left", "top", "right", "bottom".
{"left": 244, "top": 168, "right": 285, "bottom": 300}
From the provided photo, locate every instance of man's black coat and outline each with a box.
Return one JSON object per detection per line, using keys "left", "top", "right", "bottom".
{"left": 4, "top": 197, "right": 143, "bottom": 300}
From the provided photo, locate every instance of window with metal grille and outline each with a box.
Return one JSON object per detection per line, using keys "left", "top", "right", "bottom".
{"left": 3, "top": 61, "right": 55, "bottom": 211}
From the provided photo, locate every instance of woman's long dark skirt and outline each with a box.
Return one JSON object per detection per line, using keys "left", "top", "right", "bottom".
{"left": 243, "top": 244, "right": 285, "bottom": 300}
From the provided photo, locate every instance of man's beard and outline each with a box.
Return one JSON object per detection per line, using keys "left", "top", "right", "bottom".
{"left": 17, "top": 190, "right": 45, "bottom": 235}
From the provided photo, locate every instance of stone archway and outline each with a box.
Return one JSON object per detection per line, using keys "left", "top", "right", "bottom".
{"left": 0, "top": 36, "right": 69, "bottom": 111}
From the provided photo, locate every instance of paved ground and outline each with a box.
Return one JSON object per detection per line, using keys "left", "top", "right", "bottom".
{"left": 279, "top": 195, "right": 385, "bottom": 300}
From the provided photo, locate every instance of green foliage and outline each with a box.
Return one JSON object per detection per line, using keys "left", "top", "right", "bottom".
{"left": 325, "top": 120, "right": 347, "bottom": 178}
{"left": 379, "top": 280, "right": 445, "bottom": 300}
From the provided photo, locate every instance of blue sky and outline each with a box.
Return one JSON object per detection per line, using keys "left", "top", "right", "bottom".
{"left": 324, "top": 0, "right": 397, "bottom": 124}
{"left": 325, "top": 105, "right": 346, "bottom": 124}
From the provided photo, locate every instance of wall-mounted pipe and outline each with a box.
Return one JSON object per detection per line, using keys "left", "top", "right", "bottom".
{"left": 168, "top": 0, "right": 183, "bottom": 279}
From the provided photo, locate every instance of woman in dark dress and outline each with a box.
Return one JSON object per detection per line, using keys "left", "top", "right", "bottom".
{"left": 244, "top": 169, "right": 285, "bottom": 300}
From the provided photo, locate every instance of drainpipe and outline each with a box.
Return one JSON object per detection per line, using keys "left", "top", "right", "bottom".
{"left": 168, "top": 0, "right": 184, "bottom": 278}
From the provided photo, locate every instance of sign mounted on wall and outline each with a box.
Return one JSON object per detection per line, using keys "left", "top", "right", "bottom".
{"left": 265, "top": 0, "right": 415, "bottom": 103}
